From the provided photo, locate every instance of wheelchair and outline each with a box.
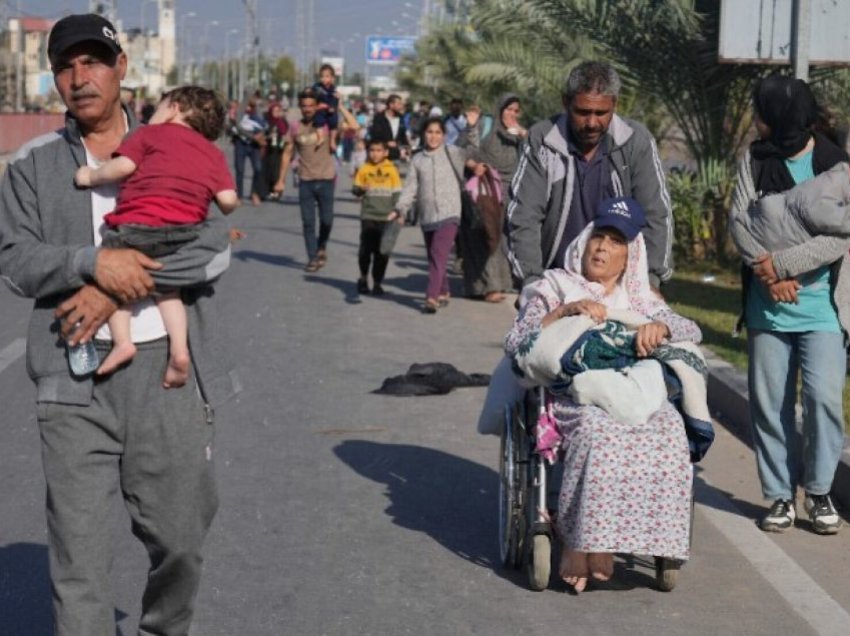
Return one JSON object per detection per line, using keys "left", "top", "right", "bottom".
{"left": 498, "top": 386, "right": 687, "bottom": 592}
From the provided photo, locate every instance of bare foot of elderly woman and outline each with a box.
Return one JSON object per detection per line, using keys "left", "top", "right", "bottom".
{"left": 587, "top": 552, "right": 614, "bottom": 581}
{"left": 559, "top": 548, "right": 589, "bottom": 592}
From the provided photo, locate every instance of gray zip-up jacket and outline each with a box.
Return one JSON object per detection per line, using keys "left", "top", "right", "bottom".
{"left": 730, "top": 161, "right": 850, "bottom": 256}
{"left": 0, "top": 109, "right": 240, "bottom": 406}
{"left": 395, "top": 145, "right": 467, "bottom": 228}
{"left": 730, "top": 151, "right": 850, "bottom": 340}
{"left": 506, "top": 113, "right": 674, "bottom": 289}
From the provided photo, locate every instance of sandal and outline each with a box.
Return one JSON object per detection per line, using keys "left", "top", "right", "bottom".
{"left": 316, "top": 248, "right": 328, "bottom": 267}
{"left": 437, "top": 294, "right": 451, "bottom": 307}
{"left": 484, "top": 292, "right": 506, "bottom": 303}
{"left": 422, "top": 298, "right": 439, "bottom": 314}
{"left": 304, "top": 260, "right": 320, "bottom": 273}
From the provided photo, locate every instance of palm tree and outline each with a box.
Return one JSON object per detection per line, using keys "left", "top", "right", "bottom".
{"left": 400, "top": 0, "right": 850, "bottom": 260}
{"left": 397, "top": 1, "right": 592, "bottom": 121}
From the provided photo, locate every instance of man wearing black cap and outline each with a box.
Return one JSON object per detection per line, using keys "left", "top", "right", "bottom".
{"left": 0, "top": 14, "right": 236, "bottom": 635}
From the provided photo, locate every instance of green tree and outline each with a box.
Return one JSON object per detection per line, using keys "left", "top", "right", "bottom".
{"left": 270, "top": 55, "right": 297, "bottom": 91}
{"left": 165, "top": 65, "right": 179, "bottom": 86}
{"left": 400, "top": 0, "right": 850, "bottom": 261}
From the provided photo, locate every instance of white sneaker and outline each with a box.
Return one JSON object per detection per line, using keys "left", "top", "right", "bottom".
{"left": 804, "top": 493, "right": 842, "bottom": 535}
{"left": 759, "top": 498, "right": 796, "bottom": 532}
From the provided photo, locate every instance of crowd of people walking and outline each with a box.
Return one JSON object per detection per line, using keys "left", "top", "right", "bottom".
{"left": 224, "top": 77, "right": 533, "bottom": 313}
{"left": 1, "top": 12, "right": 848, "bottom": 632}
{"left": 222, "top": 62, "right": 850, "bottom": 589}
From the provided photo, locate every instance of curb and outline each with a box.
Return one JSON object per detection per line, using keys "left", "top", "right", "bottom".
{"left": 704, "top": 349, "right": 850, "bottom": 512}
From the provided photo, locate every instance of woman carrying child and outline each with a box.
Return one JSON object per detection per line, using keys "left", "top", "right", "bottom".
{"left": 729, "top": 75, "right": 848, "bottom": 535}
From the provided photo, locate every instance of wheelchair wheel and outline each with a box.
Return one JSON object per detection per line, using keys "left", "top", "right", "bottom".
{"left": 527, "top": 534, "right": 552, "bottom": 591}
{"left": 654, "top": 557, "right": 680, "bottom": 592}
{"left": 499, "top": 404, "right": 526, "bottom": 569}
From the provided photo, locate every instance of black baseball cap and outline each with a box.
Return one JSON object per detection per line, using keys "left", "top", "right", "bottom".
{"left": 594, "top": 196, "right": 647, "bottom": 242}
{"left": 48, "top": 14, "right": 122, "bottom": 66}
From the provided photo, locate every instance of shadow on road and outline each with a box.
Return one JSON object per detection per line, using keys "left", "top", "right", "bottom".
{"left": 308, "top": 273, "right": 426, "bottom": 310}
{"left": 692, "top": 467, "right": 765, "bottom": 522}
{"left": 0, "top": 542, "right": 53, "bottom": 635}
{"left": 390, "top": 258, "right": 429, "bottom": 273}
{"left": 232, "top": 249, "right": 301, "bottom": 270}
{"left": 0, "top": 542, "right": 133, "bottom": 635}
{"left": 333, "top": 441, "right": 524, "bottom": 581}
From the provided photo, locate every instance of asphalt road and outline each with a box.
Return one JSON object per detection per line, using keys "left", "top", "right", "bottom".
{"left": 1, "top": 168, "right": 849, "bottom": 636}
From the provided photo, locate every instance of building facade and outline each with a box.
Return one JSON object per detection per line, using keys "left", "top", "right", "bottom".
{"left": 0, "top": 1, "right": 177, "bottom": 110}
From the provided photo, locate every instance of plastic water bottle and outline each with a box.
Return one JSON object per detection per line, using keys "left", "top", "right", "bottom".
{"left": 66, "top": 325, "right": 99, "bottom": 376}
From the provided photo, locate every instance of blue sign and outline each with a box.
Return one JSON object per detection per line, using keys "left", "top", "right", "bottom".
{"left": 365, "top": 36, "right": 417, "bottom": 64}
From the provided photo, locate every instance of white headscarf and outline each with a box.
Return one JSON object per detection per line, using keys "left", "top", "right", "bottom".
{"left": 520, "top": 223, "right": 666, "bottom": 318}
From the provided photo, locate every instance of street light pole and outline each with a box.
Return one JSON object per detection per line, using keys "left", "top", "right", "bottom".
{"left": 202, "top": 20, "right": 220, "bottom": 87}
{"left": 225, "top": 28, "right": 240, "bottom": 100}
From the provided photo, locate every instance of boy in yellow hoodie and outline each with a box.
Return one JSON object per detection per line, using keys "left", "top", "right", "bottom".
{"left": 352, "top": 139, "right": 403, "bottom": 294}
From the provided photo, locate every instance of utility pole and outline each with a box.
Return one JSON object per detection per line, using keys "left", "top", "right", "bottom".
{"left": 241, "top": 0, "right": 260, "bottom": 97}
{"left": 295, "top": 0, "right": 315, "bottom": 89}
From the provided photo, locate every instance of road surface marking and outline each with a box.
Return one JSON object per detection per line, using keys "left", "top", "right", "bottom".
{"left": 697, "top": 478, "right": 850, "bottom": 634}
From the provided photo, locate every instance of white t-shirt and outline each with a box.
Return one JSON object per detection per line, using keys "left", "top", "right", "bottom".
{"left": 388, "top": 114, "right": 400, "bottom": 139}
{"left": 85, "top": 147, "right": 167, "bottom": 343}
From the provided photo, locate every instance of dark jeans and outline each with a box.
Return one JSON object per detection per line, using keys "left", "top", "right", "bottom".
{"left": 359, "top": 219, "right": 390, "bottom": 283}
{"left": 298, "top": 179, "right": 335, "bottom": 260}
{"left": 342, "top": 136, "right": 355, "bottom": 163}
{"left": 233, "top": 141, "right": 262, "bottom": 199}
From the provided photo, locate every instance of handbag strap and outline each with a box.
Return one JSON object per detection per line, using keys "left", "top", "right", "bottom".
{"left": 443, "top": 145, "right": 465, "bottom": 189}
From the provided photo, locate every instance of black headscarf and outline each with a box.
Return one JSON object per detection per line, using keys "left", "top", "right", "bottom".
{"left": 749, "top": 75, "right": 848, "bottom": 193}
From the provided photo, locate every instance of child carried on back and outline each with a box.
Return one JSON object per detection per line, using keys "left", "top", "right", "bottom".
{"left": 75, "top": 85, "right": 238, "bottom": 388}
{"left": 312, "top": 63, "right": 340, "bottom": 153}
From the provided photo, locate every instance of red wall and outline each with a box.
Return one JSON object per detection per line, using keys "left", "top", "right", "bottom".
{"left": 0, "top": 113, "right": 65, "bottom": 155}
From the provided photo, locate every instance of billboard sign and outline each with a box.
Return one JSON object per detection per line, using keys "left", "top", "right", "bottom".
{"left": 365, "top": 36, "right": 417, "bottom": 64}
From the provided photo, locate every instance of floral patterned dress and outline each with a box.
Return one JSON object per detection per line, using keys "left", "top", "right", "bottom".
{"left": 505, "top": 292, "right": 701, "bottom": 560}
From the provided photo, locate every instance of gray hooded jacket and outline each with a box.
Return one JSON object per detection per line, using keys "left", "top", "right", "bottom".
{"left": 505, "top": 113, "right": 674, "bottom": 288}
{"left": 730, "top": 153, "right": 850, "bottom": 339}
{"left": 731, "top": 162, "right": 850, "bottom": 256}
{"left": 0, "top": 108, "right": 240, "bottom": 406}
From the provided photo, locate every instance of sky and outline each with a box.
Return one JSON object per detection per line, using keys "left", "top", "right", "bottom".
{"left": 17, "top": 0, "right": 426, "bottom": 75}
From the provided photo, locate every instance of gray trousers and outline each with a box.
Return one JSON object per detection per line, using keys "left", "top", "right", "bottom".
{"left": 36, "top": 339, "right": 218, "bottom": 636}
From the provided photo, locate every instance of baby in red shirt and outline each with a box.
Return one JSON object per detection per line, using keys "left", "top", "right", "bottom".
{"left": 75, "top": 86, "right": 238, "bottom": 388}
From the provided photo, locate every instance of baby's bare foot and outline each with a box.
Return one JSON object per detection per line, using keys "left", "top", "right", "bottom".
{"left": 560, "top": 548, "right": 589, "bottom": 592}
{"left": 96, "top": 342, "right": 137, "bottom": 376}
{"left": 162, "top": 352, "right": 190, "bottom": 389}
{"left": 587, "top": 552, "right": 614, "bottom": 581}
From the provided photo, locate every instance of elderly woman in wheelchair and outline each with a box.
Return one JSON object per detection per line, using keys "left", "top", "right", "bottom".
{"left": 503, "top": 197, "right": 712, "bottom": 592}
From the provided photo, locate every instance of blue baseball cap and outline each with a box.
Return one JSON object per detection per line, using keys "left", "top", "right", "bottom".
{"left": 594, "top": 196, "right": 646, "bottom": 242}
